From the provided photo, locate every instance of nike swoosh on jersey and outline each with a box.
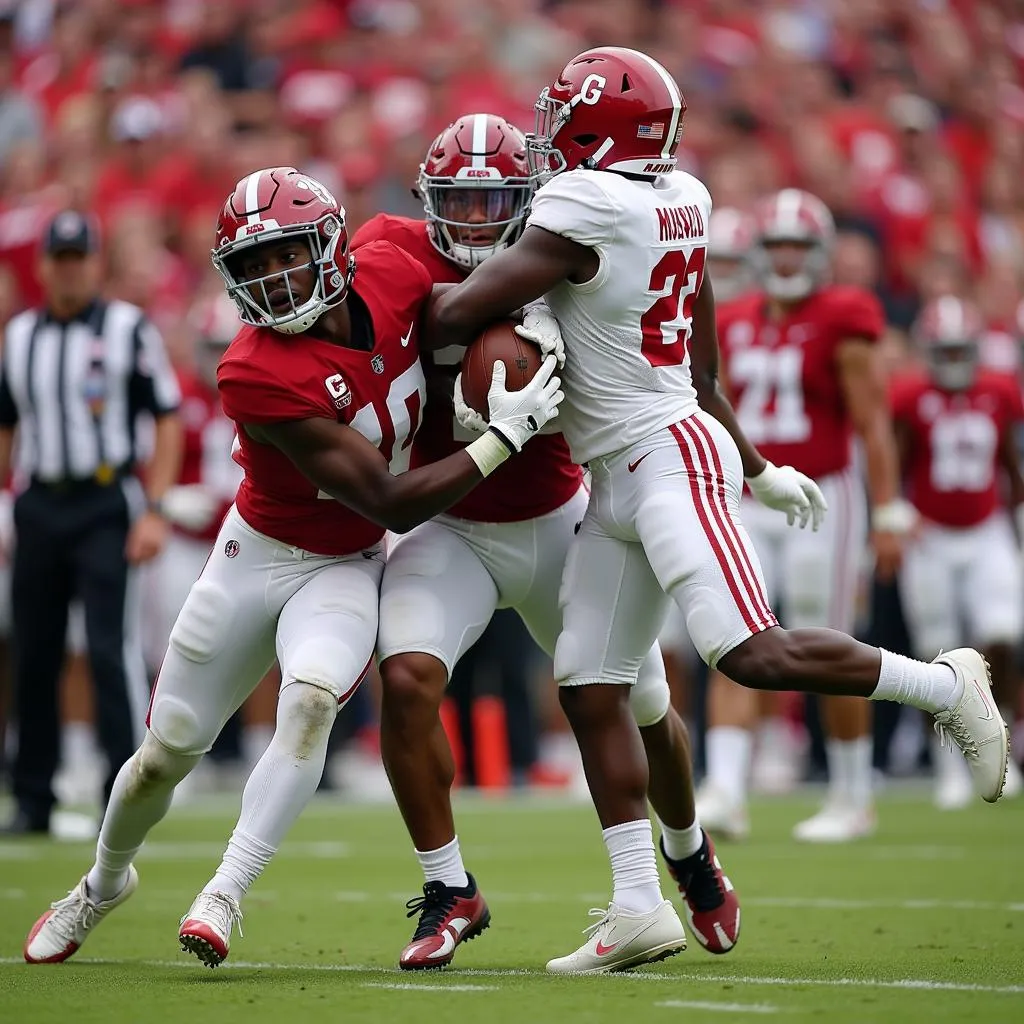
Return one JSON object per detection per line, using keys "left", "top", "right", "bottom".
{"left": 427, "top": 916, "right": 471, "bottom": 959}
{"left": 627, "top": 452, "right": 653, "bottom": 473}
{"left": 400, "top": 322, "right": 415, "bottom": 347}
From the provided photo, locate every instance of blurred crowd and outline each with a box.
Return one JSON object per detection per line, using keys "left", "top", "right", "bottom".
{"left": 3, "top": 0, "right": 1024, "bottom": 363}
{"left": 3, "top": 0, "right": 1024, "bottom": 803}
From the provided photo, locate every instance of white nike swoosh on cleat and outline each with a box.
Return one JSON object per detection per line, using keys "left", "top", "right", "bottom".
{"left": 427, "top": 916, "right": 471, "bottom": 959}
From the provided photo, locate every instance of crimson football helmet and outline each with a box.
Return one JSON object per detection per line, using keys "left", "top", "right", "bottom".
{"left": 211, "top": 166, "right": 353, "bottom": 335}
{"left": 913, "top": 295, "right": 984, "bottom": 391}
{"left": 708, "top": 207, "right": 756, "bottom": 303}
{"left": 751, "top": 189, "right": 835, "bottom": 302}
{"left": 527, "top": 46, "right": 687, "bottom": 181}
{"left": 418, "top": 113, "right": 533, "bottom": 269}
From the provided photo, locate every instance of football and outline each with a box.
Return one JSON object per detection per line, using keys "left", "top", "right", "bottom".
{"left": 460, "top": 319, "right": 543, "bottom": 419}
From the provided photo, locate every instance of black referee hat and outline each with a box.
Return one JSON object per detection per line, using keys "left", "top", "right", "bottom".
{"left": 43, "top": 210, "right": 101, "bottom": 256}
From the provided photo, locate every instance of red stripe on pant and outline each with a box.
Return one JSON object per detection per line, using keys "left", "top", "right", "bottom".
{"left": 669, "top": 420, "right": 776, "bottom": 634}
{"left": 683, "top": 415, "right": 777, "bottom": 628}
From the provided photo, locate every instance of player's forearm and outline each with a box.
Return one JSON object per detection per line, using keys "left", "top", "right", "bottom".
{"left": 0, "top": 427, "right": 14, "bottom": 487}
{"left": 695, "top": 377, "right": 767, "bottom": 478}
{"left": 859, "top": 417, "right": 900, "bottom": 507}
{"left": 144, "top": 414, "right": 184, "bottom": 501}
{"left": 320, "top": 451, "right": 487, "bottom": 535}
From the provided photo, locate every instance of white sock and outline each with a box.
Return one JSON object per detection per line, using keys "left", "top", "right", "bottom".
{"left": 86, "top": 740, "right": 200, "bottom": 901}
{"left": 204, "top": 830, "right": 276, "bottom": 903}
{"left": 658, "top": 817, "right": 703, "bottom": 861}
{"left": 603, "top": 819, "right": 663, "bottom": 914}
{"left": 870, "top": 650, "right": 961, "bottom": 714}
{"left": 415, "top": 836, "right": 469, "bottom": 888}
{"left": 826, "top": 737, "right": 873, "bottom": 810}
{"left": 203, "top": 683, "right": 335, "bottom": 902}
{"left": 705, "top": 727, "right": 752, "bottom": 805}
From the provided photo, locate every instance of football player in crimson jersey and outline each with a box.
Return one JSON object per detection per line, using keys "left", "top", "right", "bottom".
{"left": 353, "top": 113, "right": 740, "bottom": 970}
{"left": 23, "top": 166, "right": 562, "bottom": 968}
{"left": 892, "top": 296, "right": 1024, "bottom": 808}
{"left": 426, "top": 46, "right": 1009, "bottom": 972}
{"left": 699, "top": 189, "right": 911, "bottom": 844}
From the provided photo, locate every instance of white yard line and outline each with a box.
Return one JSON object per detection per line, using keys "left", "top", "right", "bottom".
{"left": 1, "top": 957, "right": 1021, "bottom": 995}
{"left": 657, "top": 1000, "right": 779, "bottom": 1014}
{"left": 361, "top": 982, "right": 497, "bottom": 992}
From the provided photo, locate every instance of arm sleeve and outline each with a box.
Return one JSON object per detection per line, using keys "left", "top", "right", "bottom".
{"left": 527, "top": 173, "right": 616, "bottom": 248}
{"left": 130, "top": 315, "right": 182, "bottom": 415}
{"left": 218, "top": 363, "right": 329, "bottom": 426}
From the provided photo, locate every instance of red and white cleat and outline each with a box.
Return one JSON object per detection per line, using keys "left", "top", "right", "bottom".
{"left": 24, "top": 867, "right": 138, "bottom": 964}
{"left": 179, "top": 891, "right": 243, "bottom": 968}
{"left": 399, "top": 874, "right": 490, "bottom": 970}
{"left": 660, "top": 831, "right": 741, "bottom": 954}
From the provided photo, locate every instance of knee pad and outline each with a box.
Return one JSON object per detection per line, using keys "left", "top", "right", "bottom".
{"left": 169, "top": 581, "right": 234, "bottom": 663}
{"left": 275, "top": 682, "right": 339, "bottom": 761}
{"left": 629, "top": 650, "right": 671, "bottom": 727}
{"left": 126, "top": 731, "right": 201, "bottom": 795}
{"left": 282, "top": 636, "right": 366, "bottom": 704}
{"left": 148, "top": 692, "right": 217, "bottom": 755}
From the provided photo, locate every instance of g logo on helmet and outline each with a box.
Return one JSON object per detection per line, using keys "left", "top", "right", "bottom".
{"left": 573, "top": 74, "right": 606, "bottom": 108}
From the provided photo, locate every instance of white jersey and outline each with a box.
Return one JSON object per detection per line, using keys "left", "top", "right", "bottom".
{"left": 528, "top": 167, "right": 711, "bottom": 464}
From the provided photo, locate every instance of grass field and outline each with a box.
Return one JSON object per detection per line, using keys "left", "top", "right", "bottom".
{"left": 0, "top": 789, "right": 1021, "bottom": 1023}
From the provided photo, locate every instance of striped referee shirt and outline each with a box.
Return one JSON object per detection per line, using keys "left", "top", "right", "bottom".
{"left": 0, "top": 299, "right": 181, "bottom": 482}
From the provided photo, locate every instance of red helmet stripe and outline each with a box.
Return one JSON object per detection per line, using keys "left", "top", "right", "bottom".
{"left": 625, "top": 47, "right": 683, "bottom": 160}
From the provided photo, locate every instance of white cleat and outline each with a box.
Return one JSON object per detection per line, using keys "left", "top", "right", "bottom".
{"left": 695, "top": 783, "right": 750, "bottom": 842}
{"left": 546, "top": 900, "right": 686, "bottom": 975}
{"left": 179, "top": 891, "right": 243, "bottom": 968}
{"left": 932, "top": 649, "right": 1010, "bottom": 803}
{"left": 24, "top": 866, "right": 138, "bottom": 963}
{"left": 792, "top": 802, "right": 876, "bottom": 843}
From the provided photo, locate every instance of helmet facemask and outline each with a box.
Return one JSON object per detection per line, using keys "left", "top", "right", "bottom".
{"left": 420, "top": 173, "right": 532, "bottom": 270}
{"left": 526, "top": 87, "right": 569, "bottom": 184}
{"left": 753, "top": 238, "right": 831, "bottom": 303}
{"left": 212, "top": 213, "right": 352, "bottom": 335}
{"left": 927, "top": 339, "right": 979, "bottom": 391}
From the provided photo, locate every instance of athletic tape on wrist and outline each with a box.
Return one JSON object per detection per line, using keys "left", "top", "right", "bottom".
{"left": 465, "top": 430, "right": 513, "bottom": 477}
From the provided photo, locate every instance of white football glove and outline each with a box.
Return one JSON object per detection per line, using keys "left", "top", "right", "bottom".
{"left": 514, "top": 303, "right": 565, "bottom": 367}
{"left": 486, "top": 354, "right": 564, "bottom": 452}
{"left": 746, "top": 460, "right": 828, "bottom": 531}
{"left": 161, "top": 484, "right": 222, "bottom": 532}
{"left": 453, "top": 373, "right": 488, "bottom": 436}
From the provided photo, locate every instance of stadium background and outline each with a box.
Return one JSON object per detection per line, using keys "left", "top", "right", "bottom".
{"left": 1, "top": 0, "right": 1024, "bottom": 802}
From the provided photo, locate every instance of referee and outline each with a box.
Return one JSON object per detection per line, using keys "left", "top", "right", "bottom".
{"left": 0, "top": 210, "right": 183, "bottom": 835}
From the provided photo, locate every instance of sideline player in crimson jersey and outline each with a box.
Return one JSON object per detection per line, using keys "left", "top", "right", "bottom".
{"left": 700, "top": 189, "right": 909, "bottom": 844}
{"left": 353, "top": 113, "right": 740, "bottom": 970}
{"left": 426, "top": 46, "right": 1009, "bottom": 973}
{"left": 892, "top": 296, "right": 1024, "bottom": 809}
{"left": 23, "top": 167, "right": 562, "bottom": 968}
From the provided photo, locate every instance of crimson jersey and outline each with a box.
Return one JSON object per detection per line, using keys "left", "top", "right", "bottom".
{"left": 174, "top": 371, "right": 241, "bottom": 543}
{"left": 718, "top": 285, "right": 885, "bottom": 479}
{"left": 889, "top": 369, "right": 1024, "bottom": 528}
{"left": 218, "top": 240, "right": 431, "bottom": 556}
{"left": 352, "top": 214, "right": 582, "bottom": 522}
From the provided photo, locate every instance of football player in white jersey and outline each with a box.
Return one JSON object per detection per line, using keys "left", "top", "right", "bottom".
{"left": 425, "top": 46, "right": 1011, "bottom": 974}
